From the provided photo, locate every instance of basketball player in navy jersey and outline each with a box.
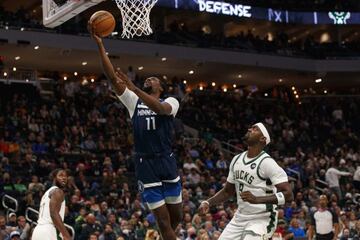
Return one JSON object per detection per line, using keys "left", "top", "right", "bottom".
{"left": 89, "top": 22, "right": 182, "bottom": 240}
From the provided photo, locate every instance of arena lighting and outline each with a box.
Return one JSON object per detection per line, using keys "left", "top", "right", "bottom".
{"left": 138, "top": 66, "right": 144, "bottom": 70}
{"left": 26, "top": 79, "right": 29, "bottom": 82}
{"left": 183, "top": 80, "right": 187, "bottom": 84}
{"left": 293, "top": 90, "right": 297, "bottom": 95}
{"left": 278, "top": 78, "right": 283, "bottom": 82}
{"left": 15, "top": 56, "right": 20, "bottom": 60}
{"left": 20, "top": 27, "right": 24, "bottom": 31}
{"left": 163, "top": 75, "right": 167, "bottom": 80}
{"left": 295, "top": 95, "right": 299, "bottom": 99}
{"left": 34, "top": 46, "right": 39, "bottom": 50}
{"left": 63, "top": 76, "right": 67, "bottom": 81}
{"left": 291, "top": 86, "right": 295, "bottom": 90}
{"left": 264, "top": 93, "right": 268, "bottom": 97}
{"left": 161, "top": 57, "right": 167, "bottom": 61}
{"left": 82, "top": 62, "right": 87, "bottom": 66}
{"left": 5, "top": 26, "right": 8, "bottom": 30}
{"left": 74, "top": 72, "right": 78, "bottom": 76}
{"left": 211, "top": 82, "right": 216, "bottom": 87}
{"left": 233, "top": 84, "right": 237, "bottom": 88}
{"left": 324, "top": 90, "right": 327, "bottom": 94}
{"left": 223, "top": 88, "right": 228, "bottom": 92}
{"left": 199, "top": 86, "right": 204, "bottom": 90}
{"left": 238, "top": 74, "right": 242, "bottom": 78}
{"left": 315, "top": 78, "right": 322, "bottom": 83}
{"left": 91, "top": 78, "right": 95, "bottom": 83}
{"left": 3, "top": 72, "right": 7, "bottom": 77}
{"left": 105, "top": 52, "right": 109, "bottom": 55}
{"left": 189, "top": 70, "right": 194, "bottom": 75}
{"left": 13, "top": 67, "right": 16, "bottom": 71}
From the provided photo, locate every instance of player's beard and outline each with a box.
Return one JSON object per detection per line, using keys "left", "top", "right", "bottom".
{"left": 143, "top": 86, "right": 153, "bottom": 93}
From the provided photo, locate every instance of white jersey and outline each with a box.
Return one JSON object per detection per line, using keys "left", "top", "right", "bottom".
{"left": 227, "top": 151, "right": 288, "bottom": 215}
{"left": 37, "top": 186, "right": 65, "bottom": 225}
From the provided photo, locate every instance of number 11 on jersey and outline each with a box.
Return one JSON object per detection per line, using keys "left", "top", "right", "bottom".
{"left": 146, "top": 117, "right": 156, "bottom": 130}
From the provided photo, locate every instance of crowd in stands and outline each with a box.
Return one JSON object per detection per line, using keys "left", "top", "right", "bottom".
{"left": 1, "top": 4, "right": 360, "bottom": 59}
{"left": 0, "top": 74, "right": 359, "bottom": 240}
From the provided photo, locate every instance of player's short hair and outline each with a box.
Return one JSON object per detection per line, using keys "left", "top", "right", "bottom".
{"left": 147, "top": 76, "right": 167, "bottom": 97}
{"left": 49, "top": 168, "right": 65, "bottom": 181}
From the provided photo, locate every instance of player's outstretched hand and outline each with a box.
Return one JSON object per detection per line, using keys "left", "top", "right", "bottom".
{"left": 198, "top": 201, "right": 210, "bottom": 216}
{"left": 240, "top": 191, "right": 258, "bottom": 204}
{"left": 115, "top": 70, "right": 137, "bottom": 91}
{"left": 87, "top": 20, "right": 102, "bottom": 44}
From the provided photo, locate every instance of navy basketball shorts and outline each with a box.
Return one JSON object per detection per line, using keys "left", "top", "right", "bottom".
{"left": 134, "top": 153, "right": 182, "bottom": 210}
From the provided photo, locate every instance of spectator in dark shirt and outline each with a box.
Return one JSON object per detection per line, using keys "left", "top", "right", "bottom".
{"left": 79, "top": 214, "right": 103, "bottom": 240}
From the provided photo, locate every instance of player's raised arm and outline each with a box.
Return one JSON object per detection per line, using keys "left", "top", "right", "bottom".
{"left": 88, "top": 21, "right": 126, "bottom": 96}
{"left": 49, "top": 189, "right": 71, "bottom": 240}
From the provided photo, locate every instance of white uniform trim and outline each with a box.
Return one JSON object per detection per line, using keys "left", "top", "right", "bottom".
{"left": 143, "top": 182, "right": 162, "bottom": 188}
{"left": 165, "top": 195, "right": 182, "bottom": 204}
{"left": 164, "top": 97, "right": 179, "bottom": 117}
{"left": 162, "top": 176, "right": 180, "bottom": 183}
{"left": 147, "top": 200, "right": 165, "bottom": 210}
{"left": 116, "top": 88, "right": 139, "bottom": 118}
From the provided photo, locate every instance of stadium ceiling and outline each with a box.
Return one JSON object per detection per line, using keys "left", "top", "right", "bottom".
{"left": 0, "top": 43, "right": 359, "bottom": 89}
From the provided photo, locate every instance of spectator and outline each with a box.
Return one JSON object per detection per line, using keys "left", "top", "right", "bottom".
{"left": 0, "top": 215, "right": 11, "bottom": 240}
{"left": 79, "top": 214, "right": 103, "bottom": 240}
{"left": 286, "top": 218, "right": 306, "bottom": 239}
{"left": 7, "top": 213, "right": 17, "bottom": 227}
{"left": 9, "top": 231, "right": 21, "bottom": 240}
{"left": 353, "top": 166, "right": 360, "bottom": 190}
{"left": 99, "top": 224, "right": 116, "bottom": 240}
{"left": 325, "top": 160, "right": 352, "bottom": 200}
{"left": 16, "top": 216, "right": 31, "bottom": 240}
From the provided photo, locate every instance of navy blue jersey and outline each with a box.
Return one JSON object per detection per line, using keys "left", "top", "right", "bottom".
{"left": 132, "top": 99, "right": 175, "bottom": 154}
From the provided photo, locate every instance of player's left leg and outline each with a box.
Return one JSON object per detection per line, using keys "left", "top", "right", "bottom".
{"left": 142, "top": 186, "right": 178, "bottom": 240}
{"left": 152, "top": 204, "right": 178, "bottom": 240}
{"left": 166, "top": 202, "right": 182, "bottom": 230}
{"left": 163, "top": 181, "right": 183, "bottom": 230}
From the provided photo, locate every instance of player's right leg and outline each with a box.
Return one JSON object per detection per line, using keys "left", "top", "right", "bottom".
{"left": 142, "top": 186, "right": 178, "bottom": 240}
{"left": 152, "top": 203, "right": 178, "bottom": 240}
{"left": 134, "top": 155, "right": 178, "bottom": 240}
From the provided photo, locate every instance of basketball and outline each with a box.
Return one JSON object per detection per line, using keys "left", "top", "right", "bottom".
{"left": 90, "top": 10, "right": 116, "bottom": 37}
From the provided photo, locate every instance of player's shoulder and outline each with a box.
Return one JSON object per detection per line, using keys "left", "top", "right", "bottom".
{"left": 164, "top": 96, "right": 179, "bottom": 102}
{"left": 48, "top": 186, "right": 64, "bottom": 198}
{"left": 257, "top": 154, "right": 280, "bottom": 170}
{"left": 232, "top": 151, "right": 246, "bottom": 161}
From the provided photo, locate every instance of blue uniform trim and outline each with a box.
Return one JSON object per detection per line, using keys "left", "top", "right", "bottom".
{"left": 141, "top": 181, "right": 182, "bottom": 207}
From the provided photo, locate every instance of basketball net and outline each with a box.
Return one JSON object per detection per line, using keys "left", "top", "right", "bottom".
{"left": 114, "top": 0, "right": 158, "bottom": 39}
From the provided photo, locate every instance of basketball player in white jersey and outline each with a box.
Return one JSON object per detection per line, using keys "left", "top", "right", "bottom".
{"left": 32, "top": 169, "right": 71, "bottom": 240}
{"left": 198, "top": 123, "right": 293, "bottom": 240}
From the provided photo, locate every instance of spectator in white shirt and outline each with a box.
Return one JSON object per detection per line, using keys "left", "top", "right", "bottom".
{"left": 353, "top": 166, "right": 360, "bottom": 190}
{"left": 325, "top": 160, "right": 352, "bottom": 200}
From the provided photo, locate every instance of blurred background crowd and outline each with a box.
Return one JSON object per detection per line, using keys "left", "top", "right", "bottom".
{"left": 1, "top": 0, "right": 360, "bottom": 240}
{"left": 0, "top": 76, "right": 359, "bottom": 240}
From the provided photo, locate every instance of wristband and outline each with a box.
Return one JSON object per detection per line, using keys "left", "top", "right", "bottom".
{"left": 202, "top": 200, "right": 210, "bottom": 206}
{"left": 275, "top": 192, "right": 285, "bottom": 205}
